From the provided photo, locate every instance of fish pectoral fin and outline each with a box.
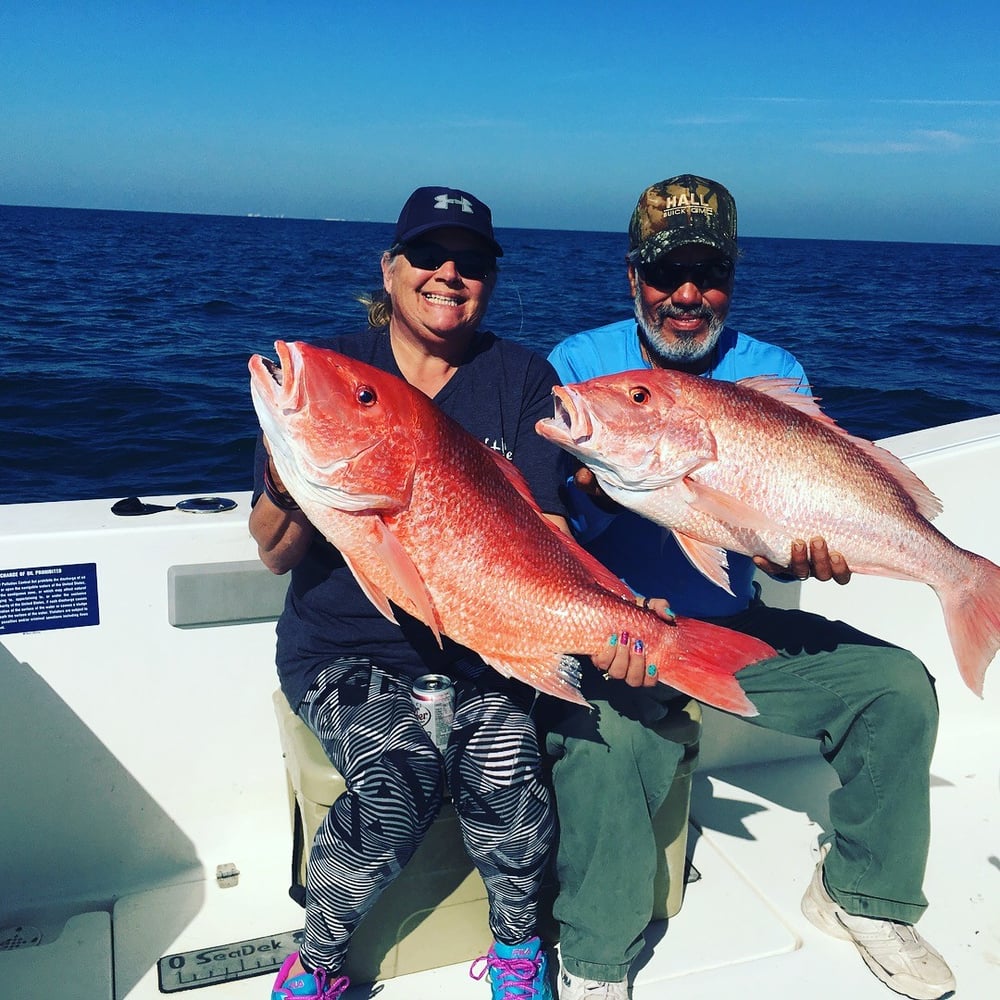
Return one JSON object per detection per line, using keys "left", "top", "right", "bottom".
{"left": 341, "top": 556, "right": 400, "bottom": 626}
{"left": 685, "top": 478, "right": 787, "bottom": 536}
{"left": 672, "top": 531, "right": 736, "bottom": 596}
{"left": 371, "top": 517, "right": 445, "bottom": 647}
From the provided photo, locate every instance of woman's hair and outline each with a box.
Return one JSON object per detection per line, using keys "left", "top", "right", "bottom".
{"left": 359, "top": 287, "right": 392, "bottom": 328}
{"left": 358, "top": 250, "right": 396, "bottom": 328}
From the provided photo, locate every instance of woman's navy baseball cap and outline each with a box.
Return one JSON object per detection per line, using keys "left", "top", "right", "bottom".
{"left": 392, "top": 186, "right": 503, "bottom": 257}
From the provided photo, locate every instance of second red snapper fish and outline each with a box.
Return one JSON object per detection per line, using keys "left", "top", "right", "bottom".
{"left": 535, "top": 368, "right": 1000, "bottom": 698}
{"left": 249, "top": 341, "right": 777, "bottom": 715}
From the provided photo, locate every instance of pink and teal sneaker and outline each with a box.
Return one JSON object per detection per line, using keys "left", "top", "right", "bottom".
{"left": 470, "top": 936, "right": 553, "bottom": 999}
{"left": 271, "top": 952, "right": 350, "bottom": 999}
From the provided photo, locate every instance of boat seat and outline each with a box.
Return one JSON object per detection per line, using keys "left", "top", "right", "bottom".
{"left": 272, "top": 689, "right": 700, "bottom": 983}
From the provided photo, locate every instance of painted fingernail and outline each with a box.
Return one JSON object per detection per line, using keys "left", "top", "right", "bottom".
{"left": 620, "top": 631, "right": 630, "bottom": 647}
{"left": 647, "top": 664, "right": 658, "bottom": 677}
{"left": 608, "top": 634, "right": 618, "bottom": 647}
{"left": 663, "top": 607, "right": 676, "bottom": 619}
{"left": 633, "top": 638, "right": 644, "bottom": 653}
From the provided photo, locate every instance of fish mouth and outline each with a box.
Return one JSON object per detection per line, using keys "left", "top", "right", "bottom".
{"left": 248, "top": 341, "right": 389, "bottom": 507}
{"left": 540, "top": 385, "right": 593, "bottom": 445}
{"left": 261, "top": 355, "right": 282, "bottom": 386}
{"left": 250, "top": 340, "right": 305, "bottom": 413}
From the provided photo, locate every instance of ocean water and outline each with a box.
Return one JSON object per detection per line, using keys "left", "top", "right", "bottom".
{"left": 2, "top": 204, "right": 998, "bottom": 506}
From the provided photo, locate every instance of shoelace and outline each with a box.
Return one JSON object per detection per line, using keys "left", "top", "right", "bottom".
{"left": 470, "top": 953, "right": 543, "bottom": 998}
{"left": 318, "top": 969, "right": 351, "bottom": 1000}
{"left": 276, "top": 968, "right": 351, "bottom": 1000}
{"left": 838, "top": 914, "right": 931, "bottom": 957}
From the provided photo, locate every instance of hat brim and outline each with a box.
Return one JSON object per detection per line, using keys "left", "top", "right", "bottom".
{"left": 627, "top": 231, "right": 735, "bottom": 266}
{"left": 394, "top": 221, "right": 503, "bottom": 257}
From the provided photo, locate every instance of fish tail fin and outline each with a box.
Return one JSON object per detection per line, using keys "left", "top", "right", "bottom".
{"left": 939, "top": 553, "right": 1000, "bottom": 697}
{"left": 652, "top": 618, "right": 776, "bottom": 717}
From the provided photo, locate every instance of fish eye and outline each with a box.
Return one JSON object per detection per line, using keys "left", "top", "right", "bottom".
{"left": 629, "top": 386, "right": 650, "bottom": 404}
{"left": 356, "top": 385, "right": 377, "bottom": 406}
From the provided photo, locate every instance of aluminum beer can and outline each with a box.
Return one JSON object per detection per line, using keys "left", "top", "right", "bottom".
{"left": 411, "top": 674, "right": 455, "bottom": 752}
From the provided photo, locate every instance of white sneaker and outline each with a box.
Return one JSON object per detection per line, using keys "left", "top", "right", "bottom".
{"left": 801, "top": 844, "right": 956, "bottom": 999}
{"left": 558, "top": 968, "right": 629, "bottom": 1000}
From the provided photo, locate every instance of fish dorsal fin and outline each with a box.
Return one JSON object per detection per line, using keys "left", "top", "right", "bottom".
{"left": 671, "top": 529, "right": 736, "bottom": 596}
{"left": 483, "top": 444, "right": 543, "bottom": 508}
{"left": 736, "top": 375, "right": 835, "bottom": 423}
{"left": 370, "top": 516, "right": 445, "bottom": 647}
{"left": 563, "top": 532, "right": 639, "bottom": 600}
{"left": 483, "top": 445, "right": 637, "bottom": 600}
{"left": 736, "top": 376, "right": 943, "bottom": 521}
{"left": 851, "top": 440, "right": 943, "bottom": 520}
{"left": 736, "top": 374, "right": 812, "bottom": 396}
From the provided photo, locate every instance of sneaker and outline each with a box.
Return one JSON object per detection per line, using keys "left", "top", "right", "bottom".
{"left": 558, "top": 968, "right": 629, "bottom": 999}
{"left": 271, "top": 951, "right": 350, "bottom": 999}
{"left": 470, "top": 936, "right": 553, "bottom": 999}
{"left": 801, "top": 844, "right": 956, "bottom": 999}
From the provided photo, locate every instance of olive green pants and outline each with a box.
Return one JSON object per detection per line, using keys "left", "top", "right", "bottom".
{"left": 544, "top": 602, "right": 939, "bottom": 983}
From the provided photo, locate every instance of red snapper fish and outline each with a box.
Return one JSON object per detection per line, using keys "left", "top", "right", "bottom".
{"left": 248, "top": 341, "right": 777, "bottom": 715}
{"left": 535, "top": 369, "right": 1000, "bottom": 697}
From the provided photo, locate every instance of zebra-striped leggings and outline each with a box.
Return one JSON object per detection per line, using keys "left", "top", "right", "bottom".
{"left": 296, "top": 657, "right": 555, "bottom": 974}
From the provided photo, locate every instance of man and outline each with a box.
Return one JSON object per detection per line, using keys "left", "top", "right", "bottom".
{"left": 543, "top": 175, "right": 955, "bottom": 1000}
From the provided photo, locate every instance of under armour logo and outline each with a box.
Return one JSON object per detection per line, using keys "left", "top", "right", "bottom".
{"left": 434, "top": 194, "right": 474, "bottom": 214}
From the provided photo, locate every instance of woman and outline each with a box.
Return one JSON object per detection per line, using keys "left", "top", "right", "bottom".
{"left": 253, "top": 187, "right": 641, "bottom": 1000}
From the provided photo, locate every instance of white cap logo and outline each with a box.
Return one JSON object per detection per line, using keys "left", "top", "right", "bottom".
{"left": 434, "top": 194, "right": 474, "bottom": 214}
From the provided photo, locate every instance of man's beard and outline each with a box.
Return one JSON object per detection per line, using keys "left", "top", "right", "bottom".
{"left": 635, "top": 289, "right": 726, "bottom": 366}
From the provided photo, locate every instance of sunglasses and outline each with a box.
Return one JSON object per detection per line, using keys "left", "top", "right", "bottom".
{"left": 398, "top": 242, "right": 497, "bottom": 281}
{"left": 638, "top": 257, "right": 734, "bottom": 291}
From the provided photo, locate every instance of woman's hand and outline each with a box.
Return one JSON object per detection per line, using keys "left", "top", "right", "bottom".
{"left": 590, "top": 595, "right": 675, "bottom": 688}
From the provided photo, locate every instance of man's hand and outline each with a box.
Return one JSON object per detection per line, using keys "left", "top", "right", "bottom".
{"left": 573, "top": 465, "right": 622, "bottom": 513}
{"left": 753, "top": 536, "right": 852, "bottom": 585}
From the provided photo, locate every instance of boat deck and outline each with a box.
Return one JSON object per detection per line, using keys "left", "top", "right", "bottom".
{"left": 2, "top": 415, "right": 998, "bottom": 999}
{"left": 7, "top": 735, "right": 990, "bottom": 999}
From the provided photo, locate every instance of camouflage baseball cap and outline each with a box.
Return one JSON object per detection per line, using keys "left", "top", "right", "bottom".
{"left": 626, "top": 174, "right": 737, "bottom": 264}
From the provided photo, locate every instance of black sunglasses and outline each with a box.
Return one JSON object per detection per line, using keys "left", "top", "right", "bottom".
{"left": 639, "top": 257, "right": 734, "bottom": 291}
{"left": 398, "top": 242, "right": 496, "bottom": 281}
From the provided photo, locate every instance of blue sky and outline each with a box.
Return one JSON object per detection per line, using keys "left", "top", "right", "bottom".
{"left": 2, "top": 1, "right": 998, "bottom": 244}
